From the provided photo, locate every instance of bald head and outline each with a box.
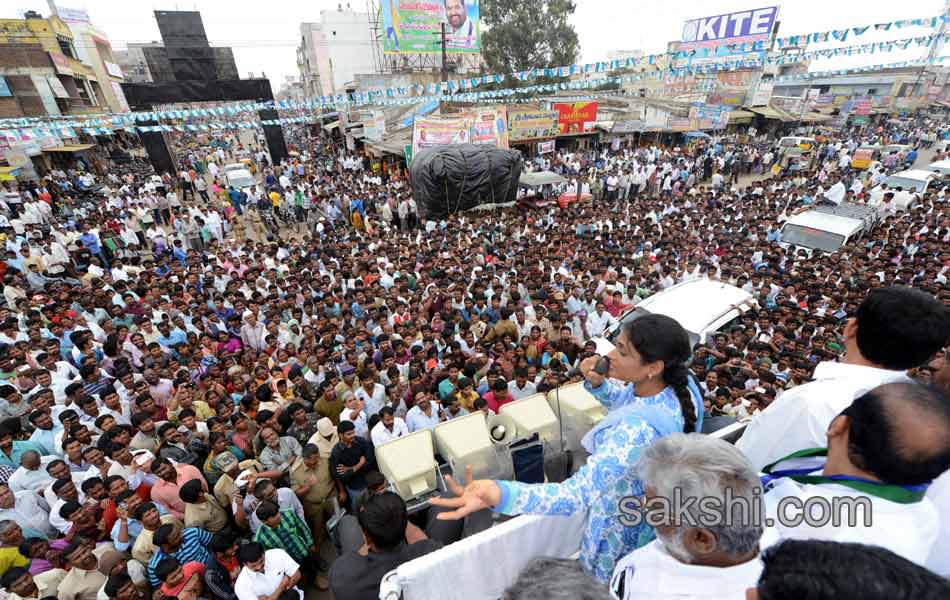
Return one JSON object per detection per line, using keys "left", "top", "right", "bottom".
{"left": 841, "top": 382, "right": 949, "bottom": 486}
{"left": 20, "top": 451, "right": 40, "bottom": 470}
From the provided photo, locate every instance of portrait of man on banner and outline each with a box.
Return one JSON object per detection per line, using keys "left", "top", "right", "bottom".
{"left": 444, "top": 0, "right": 478, "bottom": 50}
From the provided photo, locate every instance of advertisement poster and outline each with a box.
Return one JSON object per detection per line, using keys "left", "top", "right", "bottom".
{"left": 470, "top": 107, "right": 508, "bottom": 148}
{"left": 554, "top": 102, "right": 598, "bottom": 135}
{"left": 508, "top": 109, "right": 559, "bottom": 142}
{"left": 412, "top": 112, "right": 474, "bottom": 155}
{"left": 381, "top": 0, "right": 480, "bottom": 54}
{"left": 680, "top": 6, "right": 778, "bottom": 50}
{"left": 853, "top": 97, "right": 872, "bottom": 115}
{"left": 538, "top": 140, "right": 555, "bottom": 154}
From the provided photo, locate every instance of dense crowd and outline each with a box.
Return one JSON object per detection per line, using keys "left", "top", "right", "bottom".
{"left": 0, "top": 111, "right": 947, "bottom": 600}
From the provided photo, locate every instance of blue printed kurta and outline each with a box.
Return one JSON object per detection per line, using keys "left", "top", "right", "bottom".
{"left": 494, "top": 381, "right": 687, "bottom": 582}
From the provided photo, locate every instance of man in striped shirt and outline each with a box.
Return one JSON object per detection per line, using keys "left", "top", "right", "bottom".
{"left": 253, "top": 501, "right": 324, "bottom": 590}
{"left": 148, "top": 522, "right": 213, "bottom": 587}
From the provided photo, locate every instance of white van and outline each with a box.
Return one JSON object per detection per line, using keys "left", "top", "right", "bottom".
{"left": 780, "top": 203, "right": 879, "bottom": 255}
{"left": 591, "top": 279, "right": 756, "bottom": 355}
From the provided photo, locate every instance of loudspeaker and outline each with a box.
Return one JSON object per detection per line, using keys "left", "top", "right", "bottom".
{"left": 487, "top": 414, "right": 517, "bottom": 445}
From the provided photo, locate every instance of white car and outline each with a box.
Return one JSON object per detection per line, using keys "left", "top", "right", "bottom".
{"left": 591, "top": 279, "right": 757, "bottom": 356}
{"left": 225, "top": 168, "right": 255, "bottom": 190}
{"left": 224, "top": 163, "right": 246, "bottom": 174}
{"left": 868, "top": 169, "right": 939, "bottom": 211}
{"left": 928, "top": 159, "right": 950, "bottom": 178}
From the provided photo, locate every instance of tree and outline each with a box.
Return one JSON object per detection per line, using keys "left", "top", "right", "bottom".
{"left": 481, "top": 0, "right": 580, "bottom": 75}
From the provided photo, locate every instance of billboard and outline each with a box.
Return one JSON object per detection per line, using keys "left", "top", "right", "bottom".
{"left": 470, "top": 107, "right": 508, "bottom": 148}
{"left": 381, "top": 0, "right": 480, "bottom": 54}
{"left": 57, "top": 6, "right": 91, "bottom": 24}
{"left": 681, "top": 6, "right": 778, "bottom": 50}
{"left": 554, "top": 102, "right": 598, "bottom": 135}
{"left": 412, "top": 112, "right": 474, "bottom": 155}
{"left": 507, "top": 109, "right": 559, "bottom": 142}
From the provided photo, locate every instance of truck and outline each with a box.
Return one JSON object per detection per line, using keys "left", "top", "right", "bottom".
{"left": 779, "top": 202, "right": 880, "bottom": 255}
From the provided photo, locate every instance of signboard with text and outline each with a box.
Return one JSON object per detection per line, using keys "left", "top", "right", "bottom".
{"left": 681, "top": 6, "right": 778, "bottom": 50}
{"left": 553, "top": 102, "right": 598, "bottom": 136}
{"left": 507, "top": 109, "right": 559, "bottom": 142}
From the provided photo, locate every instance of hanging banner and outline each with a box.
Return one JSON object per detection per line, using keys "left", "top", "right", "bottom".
{"left": 470, "top": 106, "right": 508, "bottom": 148}
{"left": 507, "top": 109, "right": 559, "bottom": 142}
{"left": 412, "top": 112, "right": 474, "bottom": 155}
{"left": 47, "top": 76, "right": 70, "bottom": 99}
{"left": 30, "top": 75, "right": 61, "bottom": 117}
{"left": 554, "top": 101, "right": 598, "bottom": 135}
{"left": 382, "top": 0, "right": 481, "bottom": 54}
{"left": 111, "top": 81, "right": 130, "bottom": 113}
{"left": 680, "top": 6, "right": 779, "bottom": 50}
{"left": 538, "top": 140, "right": 555, "bottom": 154}
{"left": 362, "top": 109, "right": 386, "bottom": 142}
{"left": 613, "top": 120, "right": 643, "bottom": 133}
{"left": 749, "top": 79, "right": 773, "bottom": 106}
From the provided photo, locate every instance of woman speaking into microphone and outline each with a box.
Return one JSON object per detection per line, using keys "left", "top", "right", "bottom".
{"left": 430, "top": 314, "right": 704, "bottom": 582}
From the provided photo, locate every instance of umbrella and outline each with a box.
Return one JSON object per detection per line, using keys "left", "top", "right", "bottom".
{"left": 684, "top": 131, "right": 711, "bottom": 138}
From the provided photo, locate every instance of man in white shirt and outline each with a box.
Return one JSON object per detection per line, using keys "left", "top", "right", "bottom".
{"left": 0, "top": 482, "right": 56, "bottom": 539}
{"left": 405, "top": 392, "right": 443, "bottom": 433}
{"left": 235, "top": 544, "right": 302, "bottom": 600}
{"left": 758, "top": 382, "right": 947, "bottom": 570}
{"left": 338, "top": 392, "right": 368, "bottom": 440}
{"left": 737, "top": 286, "right": 948, "bottom": 470}
{"left": 585, "top": 302, "right": 617, "bottom": 340}
{"left": 611, "top": 434, "right": 763, "bottom": 600}
{"left": 369, "top": 407, "right": 409, "bottom": 446}
{"left": 7, "top": 450, "right": 52, "bottom": 494}
{"left": 507, "top": 370, "right": 537, "bottom": 401}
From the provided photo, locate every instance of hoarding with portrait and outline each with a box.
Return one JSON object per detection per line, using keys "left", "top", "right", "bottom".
{"left": 381, "top": 0, "right": 480, "bottom": 54}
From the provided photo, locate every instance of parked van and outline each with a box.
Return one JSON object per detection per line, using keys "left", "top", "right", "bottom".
{"left": 779, "top": 202, "right": 880, "bottom": 255}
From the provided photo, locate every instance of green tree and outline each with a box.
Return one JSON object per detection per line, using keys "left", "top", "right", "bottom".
{"left": 481, "top": 0, "right": 580, "bottom": 74}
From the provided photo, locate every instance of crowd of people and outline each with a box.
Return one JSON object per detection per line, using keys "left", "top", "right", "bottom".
{"left": 0, "top": 110, "right": 946, "bottom": 600}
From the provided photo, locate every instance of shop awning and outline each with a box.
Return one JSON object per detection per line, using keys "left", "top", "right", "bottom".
{"left": 748, "top": 106, "right": 798, "bottom": 122}
{"left": 42, "top": 144, "right": 95, "bottom": 153}
{"left": 725, "top": 110, "right": 755, "bottom": 124}
{"left": 801, "top": 112, "right": 833, "bottom": 123}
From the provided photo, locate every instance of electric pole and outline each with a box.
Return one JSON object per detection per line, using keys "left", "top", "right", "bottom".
{"left": 912, "top": 0, "right": 949, "bottom": 101}
{"left": 441, "top": 23, "right": 448, "bottom": 83}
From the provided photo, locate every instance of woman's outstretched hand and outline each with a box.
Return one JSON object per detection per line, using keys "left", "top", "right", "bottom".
{"left": 430, "top": 464, "right": 503, "bottom": 520}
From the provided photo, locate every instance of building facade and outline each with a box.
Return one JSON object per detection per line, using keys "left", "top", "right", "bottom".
{"left": 298, "top": 8, "right": 375, "bottom": 98}
{"left": 0, "top": 11, "right": 107, "bottom": 118}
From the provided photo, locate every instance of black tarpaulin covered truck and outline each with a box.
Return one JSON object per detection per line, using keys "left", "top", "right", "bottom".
{"left": 409, "top": 144, "right": 523, "bottom": 219}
